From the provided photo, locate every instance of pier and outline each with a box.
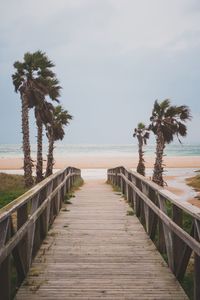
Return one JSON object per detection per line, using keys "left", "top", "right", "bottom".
{"left": 1, "top": 166, "right": 200, "bottom": 299}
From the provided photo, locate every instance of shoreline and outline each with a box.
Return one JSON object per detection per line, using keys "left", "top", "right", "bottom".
{"left": 0, "top": 155, "right": 200, "bottom": 170}
{"left": 1, "top": 156, "right": 199, "bottom": 209}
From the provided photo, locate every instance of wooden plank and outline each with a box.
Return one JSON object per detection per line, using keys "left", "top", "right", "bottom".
{"left": 194, "top": 221, "right": 200, "bottom": 300}
{"left": 172, "top": 205, "right": 183, "bottom": 275}
{"left": 0, "top": 217, "right": 11, "bottom": 300}
{"left": 0, "top": 168, "right": 80, "bottom": 223}
{"left": 157, "top": 194, "right": 174, "bottom": 271}
{"left": 16, "top": 179, "right": 188, "bottom": 300}
{"left": 0, "top": 218, "right": 10, "bottom": 247}
{"left": 108, "top": 168, "right": 200, "bottom": 219}
{"left": 120, "top": 173, "right": 200, "bottom": 257}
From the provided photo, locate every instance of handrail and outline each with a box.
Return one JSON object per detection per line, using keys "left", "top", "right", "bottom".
{"left": 0, "top": 166, "right": 81, "bottom": 300}
{"left": 108, "top": 166, "right": 200, "bottom": 300}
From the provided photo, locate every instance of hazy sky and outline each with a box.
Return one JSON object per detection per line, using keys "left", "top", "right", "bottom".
{"left": 1, "top": 0, "right": 200, "bottom": 144}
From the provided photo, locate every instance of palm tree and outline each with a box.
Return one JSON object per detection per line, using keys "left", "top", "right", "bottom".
{"left": 35, "top": 101, "right": 55, "bottom": 183}
{"left": 133, "top": 123, "right": 149, "bottom": 176}
{"left": 12, "top": 51, "right": 61, "bottom": 186}
{"left": 45, "top": 106, "right": 72, "bottom": 177}
{"left": 34, "top": 79, "right": 61, "bottom": 183}
{"left": 149, "top": 99, "right": 191, "bottom": 186}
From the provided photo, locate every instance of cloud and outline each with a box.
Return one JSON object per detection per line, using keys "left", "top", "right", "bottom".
{"left": 0, "top": 0, "right": 200, "bottom": 143}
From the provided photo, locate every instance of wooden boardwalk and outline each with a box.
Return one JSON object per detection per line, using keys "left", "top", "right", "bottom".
{"left": 16, "top": 179, "right": 188, "bottom": 300}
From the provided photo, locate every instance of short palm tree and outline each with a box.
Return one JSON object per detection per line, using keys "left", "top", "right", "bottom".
{"left": 133, "top": 123, "right": 149, "bottom": 176}
{"left": 149, "top": 99, "right": 191, "bottom": 186}
{"left": 12, "top": 51, "right": 61, "bottom": 185}
{"left": 45, "top": 106, "right": 72, "bottom": 177}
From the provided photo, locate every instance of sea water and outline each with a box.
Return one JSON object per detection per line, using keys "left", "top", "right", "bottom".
{"left": 0, "top": 143, "right": 200, "bottom": 158}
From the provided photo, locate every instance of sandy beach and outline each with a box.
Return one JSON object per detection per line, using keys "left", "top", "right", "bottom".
{"left": 0, "top": 154, "right": 199, "bottom": 208}
{"left": 0, "top": 155, "right": 200, "bottom": 170}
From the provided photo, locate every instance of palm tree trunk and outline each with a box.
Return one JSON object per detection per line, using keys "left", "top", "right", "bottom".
{"left": 36, "top": 114, "right": 43, "bottom": 183}
{"left": 137, "top": 136, "right": 145, "bottom": 176}
{"left": 21, "top": 94, "right": 34, "bottom": 187}
{"left": 46, "top": 130, "right": 54, "bottom": 177}
{"left": 152, "top": 126, "right": 165, "bottom": 186}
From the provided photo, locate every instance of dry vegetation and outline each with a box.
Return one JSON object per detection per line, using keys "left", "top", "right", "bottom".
{"left": 187, "top": 172, "right": 200, "bottom": 192}
{"left": 0, "top": 173, "right": 28, "bottom": 209}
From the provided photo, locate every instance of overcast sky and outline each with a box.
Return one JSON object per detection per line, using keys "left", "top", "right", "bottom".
{"left": 0, "top": 0, "right": 200, "bottom": 144}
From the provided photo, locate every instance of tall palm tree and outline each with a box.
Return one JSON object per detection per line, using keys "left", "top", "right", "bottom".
{"left": 149, "top": 99, "right": 191, "bottom": 186}
{"left": 34, "top": 79, "right": 61, "bottom": 183}
{"left": 133, "top": 122, "right": 149, "bottom": 176}
{"left": 12, "top": 51, "right": 61, "bottom": 186}
{"left": 34, "top": 101, "right": 55, "bottom": 183}
{"left": 45, "top": 106, "right": 72, "bottom": 177}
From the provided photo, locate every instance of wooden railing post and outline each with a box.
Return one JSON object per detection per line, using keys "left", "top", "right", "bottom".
{"left": 41, "top": 182, "right": 53, "bottom": 238}
{"left": 0, "top": 217, "right": 11, "bottom": 300}
{"left": 157, "top": 204, "right": 166, "bottom": 254}
{"left": 112, "top": 170, "right": 117, "bottom": 186}
{"left": 120, "top": 167, "right": 124, "bottom": 194}
{"left": 68, "top": 173, "right": 71, "bottom": 193}
{"left": 14, "top": 203, "right": 29, "bottom": 285}
{"left": 147, "top": 188, "right": 158, "bottom": 241}
{"left": 136, "top": 177, "right": 145, "bottom": 224}
{"left": 172, "top": 205, "right": 183, "bottom": 275}
{"left": 141, "top": 182, "right": 150, "bottom": 232}
{"left": 157, "top": 194, "right": 174, "bottom": 271}
{"left": 124, "top": 170, "right": 130, "bottom": 201}
{"left": 64, "top": 169, "right": 68, "bottom": 195}
{"left": 194, "top": 220, "right": 200, "bottom": 300}
{"left": 127, "top": 172, "right": 132, "bottom": 204}
{"left": 130, "top": 174, "right": 136, "bottom": 210}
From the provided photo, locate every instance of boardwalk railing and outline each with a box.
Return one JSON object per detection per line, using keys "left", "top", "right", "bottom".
{"left": 108, "top": 166, "right": 200, "bottom": 300}
{"left": 0, "top": 166, "right": 81, "bottom": 300}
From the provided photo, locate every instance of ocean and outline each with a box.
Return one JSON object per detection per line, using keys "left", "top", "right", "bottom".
{"left": 0, "top": 143, "right": 200, "bottom": 158}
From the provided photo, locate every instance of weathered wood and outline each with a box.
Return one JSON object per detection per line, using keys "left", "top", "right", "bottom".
{"left": 0, "top": 217, "right": 11, "bottom": 300}
{"left": 119, "top": 173, "right": 200, "bottom": 256}
{"left": 0, "top": 167, "right": 81, "bottom": 300}
{"left": 157, "top": 194, "right": 174, "bottom": 271}
{"left": 175, "top": 230, "right": 193, "bottom": 280}
{"left": 0, "top": 253, "right": 11, "bottom": 300}
{"left": 147, "top": 188, "right": 158, "bottom": 240}
{"left": 141, "top": 182, "right": 150, "bottom": 232}
{"left": 16, "top": 179, "right": 187, "bottom": 300}
{"left": 0, "top": 218, "right": 10, "bottom": 247}
{"left": 173, "top": 205, "right": 183, "bottom": 274}
{"left": 108, "top": 167, "right": 200, "bottom": 220}
{"left": 27, "top": 194, "right": 40, "bottom": 267}
{"left": 108, "top": 166, "right": 200, "bottom": 300}
{"left": 194, "top": 221, "right": 200, "bottom": 300}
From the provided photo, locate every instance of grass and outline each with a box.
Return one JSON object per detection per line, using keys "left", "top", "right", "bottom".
{"left": 71, "top": 177, "right": 84, "bottom": 191}
{"left": 0, "top": 173, "right": 28, "bottom": 209}
{"left": 64, "top": 177, "right": 84, "bottom": 201}
{"left": 63, "top": 195, "right": 73, "bottom": 204}
{"left": 186, "top": 173, "right": 200, "bottom": 193}
{"left": 181, "top": 271, "right": 194, "bottom": 300}
{"left": 112, "top": 185, "right": 121, "bottom": 193}
{"left": 126, "top": 209, "right": 135, "bottom": 216}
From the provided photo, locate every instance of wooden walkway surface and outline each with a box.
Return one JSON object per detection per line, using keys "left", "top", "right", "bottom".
{"left": 16, "top": 179, "right": 188, "bottom": 300}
